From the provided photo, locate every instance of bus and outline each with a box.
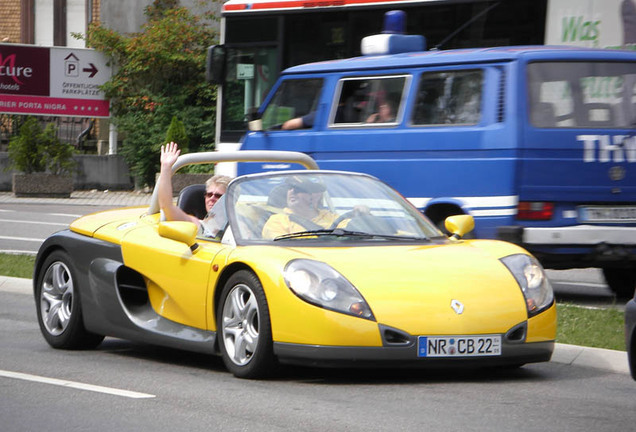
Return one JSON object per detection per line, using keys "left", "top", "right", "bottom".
{"left": 209, "top": 1, "right": 636, "bottom": 297}
{"left": 214, "top": 0, "right": 635, "bottom": 150}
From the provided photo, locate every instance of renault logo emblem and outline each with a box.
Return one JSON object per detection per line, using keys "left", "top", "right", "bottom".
{"left": 450, "top": 299, "right": 464, "bottom": 315}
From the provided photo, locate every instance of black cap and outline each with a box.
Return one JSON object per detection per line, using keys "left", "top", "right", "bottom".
{"left": 285, "top": 175, "right": 326, "bottom": 193}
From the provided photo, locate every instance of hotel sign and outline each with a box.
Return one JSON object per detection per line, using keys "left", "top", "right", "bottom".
{"left": 0, "top": 44, "right": 111, "bottom": 118}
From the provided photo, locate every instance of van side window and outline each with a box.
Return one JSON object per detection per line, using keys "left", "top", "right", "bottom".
{"left": 331, "top": 76, "right": 408, "bottom": 126}
{"left": 528, "top": 62, "right": 636, "bottom": 128}
{"left": 261, "top": 78, "right": 323, "bottom": 130}
{"left": 412, "top": 70, "right": 483, "bottom": 126}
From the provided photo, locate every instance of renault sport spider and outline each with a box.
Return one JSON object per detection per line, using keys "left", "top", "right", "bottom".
{"left": 34, "top": 151, "right": 556, "bottom": 379}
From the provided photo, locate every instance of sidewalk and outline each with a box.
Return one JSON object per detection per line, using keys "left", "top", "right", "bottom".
{"left": 0, "top": 275, "right": 630, "bottom": 376}
{"left": 0, "top": 190, "right": 152, "bottom": 207}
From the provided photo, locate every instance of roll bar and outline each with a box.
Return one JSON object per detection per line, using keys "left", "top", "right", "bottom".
{"left": 148, "top": 150, "right": 319, "bottom": 214}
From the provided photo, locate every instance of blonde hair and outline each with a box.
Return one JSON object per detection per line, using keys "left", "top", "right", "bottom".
{"left": 206, "top": 174, "right": 232, "bottom": 189}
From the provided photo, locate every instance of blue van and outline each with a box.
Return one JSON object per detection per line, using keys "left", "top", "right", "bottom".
{"left": 225, "top": 18, "right": 636, "bottom": 297}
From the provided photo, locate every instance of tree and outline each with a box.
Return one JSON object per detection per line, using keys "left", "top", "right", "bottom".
{"left": 81, "top": 0, "right": 218, "bottom": 187}
{"left": 165, "top": 115, "right": 189, "bottom": 153}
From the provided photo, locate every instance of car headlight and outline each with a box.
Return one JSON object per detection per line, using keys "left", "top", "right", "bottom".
{"left": 500, "top": 254, "right": 554, "bottom": 317}
{"left": 284, "top": 259, "right": 375, "bottom": 320}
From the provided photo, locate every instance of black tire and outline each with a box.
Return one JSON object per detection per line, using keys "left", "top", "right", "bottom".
{"left": 35, "top": 250, "right": 104, "bottom": 349}
{"left": 602, "top": 268, "right": 636, "bottom": 300}
{"left": 217, "top": 270, "right": 275, "bottom": 379}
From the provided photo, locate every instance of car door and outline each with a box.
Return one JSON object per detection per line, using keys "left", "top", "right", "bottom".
{"left": 120, "top": 221, "right": 228, "bottom": 331}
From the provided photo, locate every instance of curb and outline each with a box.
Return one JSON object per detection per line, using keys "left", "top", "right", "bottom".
{"left": 0, "top": 276, "right": 629, "bottom": 376}
{"left": 552, "top": 343, "right": 629, "bottom": 375}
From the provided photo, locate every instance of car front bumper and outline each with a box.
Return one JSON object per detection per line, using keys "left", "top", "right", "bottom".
{"left": 273, "top": 340, "right": 554, "bottom": 368}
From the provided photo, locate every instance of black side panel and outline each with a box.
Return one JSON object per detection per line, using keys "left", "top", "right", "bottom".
{"left": 34, "top": 230, "right": 216, "bottom": 354}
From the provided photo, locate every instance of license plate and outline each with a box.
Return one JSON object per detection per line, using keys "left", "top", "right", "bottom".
{"left": 578, "top": 206, "right": 636, "bottom": 223}
{"left": 417, "top": 335, "right": 502, "bottom": 358}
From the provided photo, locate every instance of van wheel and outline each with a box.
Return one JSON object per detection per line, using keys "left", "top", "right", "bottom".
{"left": 602, "top": 268, "right": 636, "bottom": 299}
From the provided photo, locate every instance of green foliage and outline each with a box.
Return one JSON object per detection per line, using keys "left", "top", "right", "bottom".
{"left": 81, "top": 1, "right": 218, "bottom": 187}
{"left": 165, "top": 115, "right": 189, "bottom": 152}
{"left": 41, "top": 124, "right": 77, "bottom": 175}
{"left": 7, "top": 117, "right": 45, "bottom": 174}
{"left": 0, "top": 253, "right": 36, "bottom": 279}
{"left": 556, "top": 303, "right": 625, "bottom": 351}
{"left": 7, "top": 117, "right": 76, "bottom": 175}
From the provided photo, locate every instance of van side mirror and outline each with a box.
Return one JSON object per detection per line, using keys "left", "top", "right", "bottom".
{"left": 206, "top": 45, "right": 227, "bottom": 84}
{"left": 247, "top": 107, "right": 263, "bottom": 131}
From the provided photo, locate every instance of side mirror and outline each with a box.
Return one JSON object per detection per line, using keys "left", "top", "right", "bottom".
{"left": 158, "top": 221, "right": 199, "bottom": 251}
{"left": 247, "top": 107, "right": 263, "bottom": 131}
{"left": 444, "top": 215, "right": 474, "bottom": 240}
{"left": 206, "top": 45, "right": 227, "bottom": 84}
{"left": 248, "top": 119, "right": 263, "bottom": 132}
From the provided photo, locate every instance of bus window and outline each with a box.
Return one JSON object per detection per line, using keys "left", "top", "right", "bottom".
{"left": 412, "top": 70, "right": 483, "bottom": 126}
{"left": 260, "top": 78, "right": 323, "bottom": 130}
{"left": 222, "top": 47, "right": 277, "bottom": 140}
{"left": 527, "top": 62, "right": 636, "bottom": 129}
{"left": 331, "top": 76, "right": 408, "bottom": 126}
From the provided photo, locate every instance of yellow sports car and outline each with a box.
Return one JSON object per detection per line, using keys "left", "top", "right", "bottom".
{"left": 34, "top": 151, "right": 556, "bottom": 379}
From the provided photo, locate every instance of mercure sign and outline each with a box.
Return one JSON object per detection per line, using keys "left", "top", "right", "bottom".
{"left": 0, "top": 44, "right": 111, "bottom": 118}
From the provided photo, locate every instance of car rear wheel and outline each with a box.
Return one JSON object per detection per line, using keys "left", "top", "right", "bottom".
{"left": 35, "top": 251, "right": 104, "bottom": 349}
{"left": 217, "top": 270, "right": 275, "bottom": 379}
{"left": 602, "top": 268, "right": 636, "bottom": 299}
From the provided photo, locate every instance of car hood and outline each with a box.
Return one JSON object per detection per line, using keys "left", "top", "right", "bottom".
{"left": 284, "top": 241, "right": 530, "bottom": 335}
{"left": 70, "top": 207, "right": 150, "bottom": 238}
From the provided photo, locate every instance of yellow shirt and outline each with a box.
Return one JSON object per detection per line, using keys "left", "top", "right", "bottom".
{"left": 262, "top": 209, "right": 338, "bottom": 239}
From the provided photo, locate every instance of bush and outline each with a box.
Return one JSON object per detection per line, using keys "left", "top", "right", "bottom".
{"left": 8, "top": 117, "right": 76, "bottom": 175}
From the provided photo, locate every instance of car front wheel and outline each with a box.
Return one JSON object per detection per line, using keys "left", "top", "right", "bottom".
{"left": 35, "top": 251, "right": 104, "bottom": 349}
{"left": 217, "top": 270, "right": 275, "bottom": 379}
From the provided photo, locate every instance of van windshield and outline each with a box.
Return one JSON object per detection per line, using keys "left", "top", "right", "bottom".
{"left": 261, "top": 78, "right": 323, "bottom": 130}
{"left": 527, "top": 61, "right": 636, "bottom": 129}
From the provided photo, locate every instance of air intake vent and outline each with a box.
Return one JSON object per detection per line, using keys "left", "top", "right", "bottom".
{"left": 497, "top": 69, "right": 506, "bottom": 123}
{"left": 505, "top": 322, "right": 527, "bottom": 343}
{"left": 116, "top": 266, "right": 148, "bottom": 307}
{"left": 379, "top": 324, "right": 413, "bottom": 346}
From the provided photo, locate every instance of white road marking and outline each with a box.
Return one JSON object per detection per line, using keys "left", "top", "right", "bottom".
{"left": 49, "top": 213, "right": 82, "bottom": 218}
{"left": 0, "top": 235, "right": 46, "bottom": 242}
{"left": 0, "top": 370, "right": 156, "bottom": 399}
{"left": 0, "top": 250, "right": 36, "bottom": 256}
{"left": 0, "top": 209, "right": 80, "bottom": 218}
{"left": 0, "top": 218, "right": 68, "bottom": 227}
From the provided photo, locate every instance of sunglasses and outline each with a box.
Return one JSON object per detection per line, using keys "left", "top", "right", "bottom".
{"left": 205, "top": 191, "right": 223, "bottom": 199}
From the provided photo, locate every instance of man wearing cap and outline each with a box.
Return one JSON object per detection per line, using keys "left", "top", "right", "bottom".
{"left": 262, "top": 176, "right": 337, "bottom": 239}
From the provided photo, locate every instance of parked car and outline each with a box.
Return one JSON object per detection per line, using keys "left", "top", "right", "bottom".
{"left": 34, "top": 151, "right": 556, "bottom": 379}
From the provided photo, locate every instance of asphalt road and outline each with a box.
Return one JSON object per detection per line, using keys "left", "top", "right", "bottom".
{"left": 0, "top": 202, "right": 115, "bottom": 255}
{"left": 0, "top": 286, "right": 634, "bottom": 432}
